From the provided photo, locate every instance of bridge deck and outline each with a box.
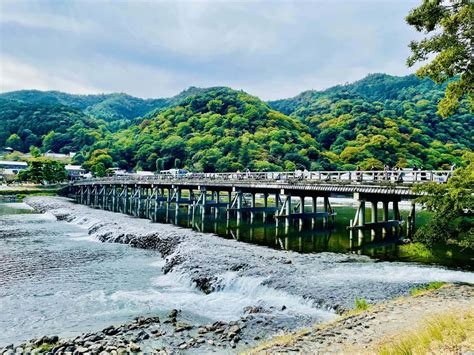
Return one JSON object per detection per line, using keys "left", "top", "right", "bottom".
{"left": 71, "top": 170, "right": 449, "bottom": 197}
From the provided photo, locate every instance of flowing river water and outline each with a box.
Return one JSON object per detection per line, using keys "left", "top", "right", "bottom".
{"left": 0, "top": 199, "right": 473, "bottom": 348}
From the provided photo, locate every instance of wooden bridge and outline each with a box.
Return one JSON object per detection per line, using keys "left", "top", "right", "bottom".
{"left": 69, "top": 170, "right": 450, "bottom": 241}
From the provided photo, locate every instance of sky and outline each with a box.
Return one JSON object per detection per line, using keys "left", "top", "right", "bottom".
{"left": 0, "top": 0, "right": 424, "bottom": 100}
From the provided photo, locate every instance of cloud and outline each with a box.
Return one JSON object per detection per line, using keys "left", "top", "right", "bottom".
{"left": 0, "top": 0, "right": 423, "bottom": 100}
{"left": 0, "top": 55, "right": 101, "bottom": 94}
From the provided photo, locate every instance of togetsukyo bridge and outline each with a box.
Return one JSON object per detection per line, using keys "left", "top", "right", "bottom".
{"left": 69, "top": 170, "right": 450, "bottom": 241}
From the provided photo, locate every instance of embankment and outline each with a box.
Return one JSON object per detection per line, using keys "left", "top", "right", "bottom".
{"left": 250, "top": 283, "right": 474, "bottom": 354}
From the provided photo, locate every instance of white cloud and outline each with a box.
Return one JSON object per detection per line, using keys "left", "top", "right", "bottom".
{"left": 0, "top": 0, "right": 423, "bottom": 99}
{"left": 0, "top": 55, "right": 101, "bottom": 94}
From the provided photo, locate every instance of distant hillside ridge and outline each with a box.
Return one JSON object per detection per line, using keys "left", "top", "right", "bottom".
{"left": 1, "top": 73, "right": 471, "bottom": 173}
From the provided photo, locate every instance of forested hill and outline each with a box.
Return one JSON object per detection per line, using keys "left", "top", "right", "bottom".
{"left": 0, "top": 73, "right": 472, "bottom": 173}
{"left": 0, "top": 90, "right": 169, "bottom": 123}
{"left": 0, "top": 98, "right": 102, "bottom": 153}
{"left": 74, "top": 87, "right": 316, "bottom": 174}
{"left": 266, "top": 74, "right": 472, "bottom": 170}
{"left": 269, "top": 74, "right": 447, "bottom": 116}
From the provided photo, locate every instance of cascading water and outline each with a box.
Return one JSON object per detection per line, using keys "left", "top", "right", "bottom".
{"left": 1, "top": 198, "right": 473, "bottom": 348}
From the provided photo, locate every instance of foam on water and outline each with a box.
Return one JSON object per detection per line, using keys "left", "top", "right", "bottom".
{"left": 315, "top": 262, "right": 474, "bottom": 284}
{"left": 107, "top": 270, "right": 336, "bottom": 323}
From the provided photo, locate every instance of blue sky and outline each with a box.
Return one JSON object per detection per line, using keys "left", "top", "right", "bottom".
{"left": 0, "top": 0, "right": 423, "bottom": 100}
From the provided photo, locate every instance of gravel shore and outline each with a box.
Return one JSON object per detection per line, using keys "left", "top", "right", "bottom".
{"left": 250, "top": 283, "right": 474, "bottom": 354}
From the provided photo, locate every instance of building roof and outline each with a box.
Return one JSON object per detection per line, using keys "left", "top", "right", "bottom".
{"left": 65, "top": 164, "right": 85, "bottom": 171}
{"left": 0, "top": 160, "right": 28, "bottom": 166}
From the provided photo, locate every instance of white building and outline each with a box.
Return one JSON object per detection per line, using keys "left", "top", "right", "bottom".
{"left": 65, "top": 164, "right": 86, "bottom": 178}
{"left": 0, "top": 160, "right": 28, "bottom": 174}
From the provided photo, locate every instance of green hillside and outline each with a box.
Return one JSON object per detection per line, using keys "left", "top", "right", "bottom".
{"left": 0, "top": 99, "right": 102, "bottom": 153}
{"left": 268, "top": 74, "right": 472, "bottom": 170}
{"left": 0, "top": 90, "right": 169, "bottom": 124}
{"left": 0, "top": 74, "right": 471, "bottom": 173}
{"left": 76, "top": 88, "right": 317, "bottom": 173}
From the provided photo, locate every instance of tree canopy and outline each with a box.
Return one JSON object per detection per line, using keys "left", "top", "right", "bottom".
{"left": 406, "top": 0, "right": 473, "bottom": 117}
{"left": 17, "top": 158, "right": 67, "bottom": 184}
{"left": 1, "top": 74, "right": 471, "bottom": 173}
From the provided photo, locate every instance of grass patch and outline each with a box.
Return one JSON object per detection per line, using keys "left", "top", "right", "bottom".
{"left": 410, "top": 282, "right": 446, "bottom": 296}
{"left": 377, "top": 309, "right": 474, "bottom": 355}
{"left": 398, "top": 242, "right": 434, "bottom": 260}
{"left": 36, "top": 342, "right": 58, "bottom": 352}
{"left": 355, "top": 296, "right": 369, "bottom": 311}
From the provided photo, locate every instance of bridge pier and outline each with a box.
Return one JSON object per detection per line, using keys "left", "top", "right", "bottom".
{"left": 371, "top": 201, "right": 378, "bottom": 240}
{"left": 275, "top": 191, "right": 335, "bottom": 231}
{"left": 349, "top": 193, "right": 405, "bottom": 246}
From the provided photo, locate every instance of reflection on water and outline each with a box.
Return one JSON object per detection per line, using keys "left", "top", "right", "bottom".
{"left": 93, "top": 198, "right": 473, "bottom": 270}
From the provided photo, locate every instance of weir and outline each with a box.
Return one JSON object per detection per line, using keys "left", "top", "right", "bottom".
{"left": 70, "top": 169, "right": 450, "bottom": 241}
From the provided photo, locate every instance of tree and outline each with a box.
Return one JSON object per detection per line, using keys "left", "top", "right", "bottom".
{"left": 5, "top": 134, "right": 23, "bottom": 151}
{"left": 83, "top": 149, "right": 113, "bottom": 177}
{"left": 413, "top": 152, "right": 473, "bottom": 249}
{"left": 29, "top": 146, "right": 42, "bottom": 158}
{"left": 42, "top": 131, "right": 70, "bottom": 152}
{"left": 406, "top": 0, "right": 473, "bottom": 117}
{"left": 18, "top": 158, "right": 67, "bottom": 184}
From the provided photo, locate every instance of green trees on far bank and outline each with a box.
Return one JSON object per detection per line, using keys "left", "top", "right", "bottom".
{"left": 17, "top": 159, "right": 67, "bottom": 184}
{"left": 1, "top": 74, "right": 471, "bottom": 174}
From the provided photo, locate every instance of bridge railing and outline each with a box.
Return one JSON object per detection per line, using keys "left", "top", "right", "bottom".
{"left": 74, "top": 170, "right": 452, "bottom": 185}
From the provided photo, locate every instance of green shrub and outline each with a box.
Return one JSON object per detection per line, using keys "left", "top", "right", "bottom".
{"left": 355, "top": 296, "right": 369, "bottom": 311}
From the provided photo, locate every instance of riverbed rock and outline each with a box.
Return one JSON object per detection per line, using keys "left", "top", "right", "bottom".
{"left": 127, "top": 343, "right": 140, "bottom": 352}
{"left": 175, "top": 322, "right": 193, "bottom": 332}
{"left": 74, "top": 346, "right": 89, "bottom": 354}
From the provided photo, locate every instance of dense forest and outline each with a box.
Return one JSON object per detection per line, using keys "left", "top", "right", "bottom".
{"left": 0, "top": 74, "right": 472, "bottom": 174}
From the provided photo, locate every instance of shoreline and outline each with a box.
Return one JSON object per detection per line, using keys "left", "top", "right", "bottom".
{"left": 249, "top": 283, "right": 474, "bottom": 354}
{"left": 2, "top": 196, "right": 472, "bottom": 353}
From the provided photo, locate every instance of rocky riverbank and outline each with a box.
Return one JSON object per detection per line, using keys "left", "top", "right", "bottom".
{"left": 1, "top": 308, "right": 254, "bottom": 354}
{"left": 7, "top": 196, "right": 473, "bottom": 353}
{"left": 250, "top": 283, "right": 474, "bottom": 354}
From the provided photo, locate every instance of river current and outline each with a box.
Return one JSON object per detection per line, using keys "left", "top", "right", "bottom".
{"left": 1, "top": 200, "right": 473, "bottom": 347}
{"left": 0, "top": 203, "right": 332, "bottom": 346}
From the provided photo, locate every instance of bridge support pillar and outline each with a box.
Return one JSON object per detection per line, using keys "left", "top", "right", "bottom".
{"left": 123, "top": 186, "right": 128, "bottom": 213}
{"left": 323, "top": 196, "right": 329, "bottom": 227}
{"left": 285, "top": 194, "right": 292, "bottom": 232}
{"left": 236, "top": 191, "right": 243, "bottom": 226}
{"left": 263, "top": 193, "right": 268, "bottom": 220}
{"left": 250, "top": 193, "right": 256, "bottom": 223}
{"left": 312, "top": 196, "right": 317, "bottom": 228}
{"left": 358, "top": 199, "right": 366, "bottom": 243}
{"left": 299, "top": 196, "right": 305, "bottom": 229}
{"left": 371, "top": 201, "right": 378, "bottom": 240}
{"left": 382, "top": 200, "right": 389, "bottom": 236}
{"left": 407, "top": 201, "right": 416, "bottom": 239}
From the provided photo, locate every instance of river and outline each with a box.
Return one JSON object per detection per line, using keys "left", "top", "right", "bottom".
{"left": 0, "top": 198, "right": 473, "bottom": 349}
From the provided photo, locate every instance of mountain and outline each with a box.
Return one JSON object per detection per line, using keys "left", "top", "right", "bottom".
{"left": 268, "top": 74, "right": 441, "bottom": 116}
{"left": 1, "top": 74, "right": 471, "bottom": 172}
{"left": 0, "top": 90, "right": 169, "bottom": 123}
{"left": 77, "top": 87, "right": 317, "bottom": 173}
{"left": 267, "top": 74, "right": 472, "bottom": 170}
{"left": 0, "top": 98, "right": 100, "bottom": 153}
